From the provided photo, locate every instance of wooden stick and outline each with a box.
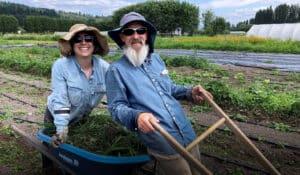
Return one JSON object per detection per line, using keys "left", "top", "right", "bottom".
{"left": 150, "top": 120, "right": 213, "bottom": 175}
{"left": 186, "top": 117, "right": 226, "bottom": 151}
{"left": 202, "top": 92, "right": 281, "bottom": 175}
{"left": 11, "top": 125, "right": 76, "bottom": 175}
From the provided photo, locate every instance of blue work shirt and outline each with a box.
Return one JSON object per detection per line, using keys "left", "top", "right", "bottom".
{"left": 47, "top": 55, "right": 109, "bottom": 133}
{"left": 105, "top": 53, "right": 196, "bottom": 154}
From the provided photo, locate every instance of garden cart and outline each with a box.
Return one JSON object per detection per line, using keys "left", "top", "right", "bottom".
{"left": 12, "top": 125, "right": 153, "bottom": 175}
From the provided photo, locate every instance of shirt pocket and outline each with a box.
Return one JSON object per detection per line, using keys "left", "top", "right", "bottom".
{"left": 68, "top": 86, "right": 83, "bottom": 106}
{"left": 91, "top": 84, "right": 106, "bottom": 107}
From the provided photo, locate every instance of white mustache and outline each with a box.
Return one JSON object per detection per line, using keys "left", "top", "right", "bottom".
{"left": 129, "top": 38, "right": 145, "bottom": 45}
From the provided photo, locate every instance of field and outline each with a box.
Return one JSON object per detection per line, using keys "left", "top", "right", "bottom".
{"left": 0, "top": 34, "right": 299, "bottom": 175}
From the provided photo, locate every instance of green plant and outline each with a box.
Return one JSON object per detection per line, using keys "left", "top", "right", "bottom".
{"left": 191, "top": 104, "right": 211, "bottom": 112}
{"left": 271, "top": 122, "right": 291, "bottom": 132}
{"left": 229, "top": 114, "right": 247, "bottom": 122}
{"left": 234, "top": 72, "right": 245, "bottom": 83}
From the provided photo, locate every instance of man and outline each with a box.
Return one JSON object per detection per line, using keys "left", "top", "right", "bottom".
{"left": 106, "top": 12, "right": 213, "bottom": 175}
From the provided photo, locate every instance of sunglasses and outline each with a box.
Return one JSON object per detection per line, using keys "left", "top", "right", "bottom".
{"left": 73, "top": 35, "right": 94, "bottom": 43}
{"left": 121, "top": 27, "right": 147, "bottom": 36}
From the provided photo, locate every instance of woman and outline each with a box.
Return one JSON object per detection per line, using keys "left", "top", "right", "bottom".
{"left": 43, "top": 24, "right": 109, "bottom": 174}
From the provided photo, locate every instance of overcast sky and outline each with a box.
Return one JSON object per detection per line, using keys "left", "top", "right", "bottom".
{"left": 2, "top": 0, "right": 299, "bottom": 25}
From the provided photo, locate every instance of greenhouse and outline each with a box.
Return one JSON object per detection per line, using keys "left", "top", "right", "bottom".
{"left": 246, "top": 23, "right": 300, "bottom": 41}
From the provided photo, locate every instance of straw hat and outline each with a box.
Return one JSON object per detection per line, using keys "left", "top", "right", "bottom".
{"left": 58, "top": 24, "right": 109, "bottom": 56}
{"left": 108, "top": 12, "right": 157, "bottom": 54}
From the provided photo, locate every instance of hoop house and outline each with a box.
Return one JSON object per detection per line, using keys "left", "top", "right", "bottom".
{"left": 246, "top": 23, "right": 300, "bottom": 41}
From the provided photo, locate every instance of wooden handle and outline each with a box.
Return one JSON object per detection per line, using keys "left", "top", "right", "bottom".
{"left": 149, "top": 120, "right": 213, "bottom": 175}
{"left": 202, "top": 92, "right": 281, "bottom": 175}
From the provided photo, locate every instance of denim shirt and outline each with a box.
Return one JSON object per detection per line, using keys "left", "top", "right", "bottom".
{"left": 105, "top": 53, "right": 196, "bottom": 154}
{"left": 47, "top": 55, "right": 109, "bottom": 133}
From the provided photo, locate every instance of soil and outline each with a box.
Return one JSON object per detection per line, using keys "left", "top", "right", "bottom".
{"left": 0, "top": 64, "right": 299, "bottom": 175}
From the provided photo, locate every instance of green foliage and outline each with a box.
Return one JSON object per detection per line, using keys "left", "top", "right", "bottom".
{"left": 112, "top": 0, "right": 199, "bottom": 35}
{"left": 0, "top": 126, "right": 41, "bottom": 174}
{"left": 0, "top": 2, "right": 112, "bottom": 32}
{"left": 3, "top": 33, "right": 60, "bottom": 41}
{"left": 0, "top": 47, "right": 58, "bottom": 77}
{"left": 192, "top": 104, "right": 211, "bottom": 113}
{"left": 163, "top": 55, "right": 212, "bottom": 70}
{"left": 44, "top": 110, "right": 146, "bottom": 156}
{"left": 0, "top": 112, "right": 12, "bottom": 121}
{"left": 254, "top": 3, "right": 300, "bottom": 24}
{"left": 205, "top": 80, "right": 232, "bottom": 104}
{"left": 290, "top": 101, "right": 300, "bottom": 117}
{"left": 234, "top": 72, "right": 246, "bottom": 84}
{"left": 271, "top": 122, "right": 292, "bottom": 132}
{"left": 229, "top": 114, "right": 247, "bottom": 122}
{"left": 154, "top": 36, "right": 300, "bottom": 54}
{"left": 212, "top": 17, "right": 226, "bottom": 35}
{"left": 24, "top": 15, "right": 87, "bottom": 33}
{"left": 0, "top": 15, "right": 18, "bottom": 34}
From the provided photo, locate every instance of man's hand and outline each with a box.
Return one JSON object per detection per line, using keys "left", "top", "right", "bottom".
{"left": 192, "top": 85, "right": 213, "bottom": 103}
{"left": 137, "top": 113, "right": 159, "bottom": 134}
{"left": 50, "top": 127, "right": 68, "bottom": 147}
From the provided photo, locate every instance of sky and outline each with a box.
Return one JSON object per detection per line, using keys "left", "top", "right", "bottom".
{"left": 1, "top": 0, "right": 300, "bottom": 25}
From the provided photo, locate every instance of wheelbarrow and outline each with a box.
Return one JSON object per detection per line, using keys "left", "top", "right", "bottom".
{"left": 12, "top": 125, "right": 153, "bottom": 175}
{"left": 149, "top": 92, "right": 281, "bottom": 175}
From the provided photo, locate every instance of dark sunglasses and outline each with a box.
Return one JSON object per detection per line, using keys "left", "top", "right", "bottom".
{"left": 121, "top": 27, "right": 147, "bottom": 36}
{"left": 73, "top": 35, "right": 94, "bottom": 43}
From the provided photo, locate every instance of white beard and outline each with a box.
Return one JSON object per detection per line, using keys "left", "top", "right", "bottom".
{"left": 123, "top": 44, "right": 149, "bottom": 67}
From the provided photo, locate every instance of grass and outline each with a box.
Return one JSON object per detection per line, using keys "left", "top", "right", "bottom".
{"left": 0, "top": 126, "right": 41, "bottom": 174}
{"left": 1, "top": 34, "right": 300, "bottom": 54}
{"left": 155, "top": 36, "right": 300, "bottom": 54}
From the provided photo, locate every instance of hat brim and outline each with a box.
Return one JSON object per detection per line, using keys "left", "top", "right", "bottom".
{"left": 58, "top": 25, "right": 109, "bottom": 56}
{"left": 108, "top": 20, "right": 157, "bottom": 53}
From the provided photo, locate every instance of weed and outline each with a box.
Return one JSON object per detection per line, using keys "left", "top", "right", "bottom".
{"left": 223, "top": 127, "right": 232, "bottom": 136}
{"left": 271, "top": 122, "right": 291, "bottom": 132}
{"left": 234, "top": 73, "right": 245, "bottom": 84}
{"left": 0, "top": 111, "right": 12, "bottom": 121}
{"left": 229, "top": 114, "right": 247, "bottom": 122}
{"left": 192, "top": 104, "right": 211, "bottom": 113}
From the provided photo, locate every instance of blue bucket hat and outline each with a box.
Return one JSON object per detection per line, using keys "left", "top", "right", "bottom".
{"left": 108, "top": 12, "right": 157, "bottom": 54}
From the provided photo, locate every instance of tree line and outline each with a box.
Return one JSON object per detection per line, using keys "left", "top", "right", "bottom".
{"left": 0, "top": 1, "right": 199, "bottom": 35}
{"left": 1, "top": 1, "right": 299, "bottom": 35}
{"left": 235, "top": 3, "right": 300, "bottom": 31}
